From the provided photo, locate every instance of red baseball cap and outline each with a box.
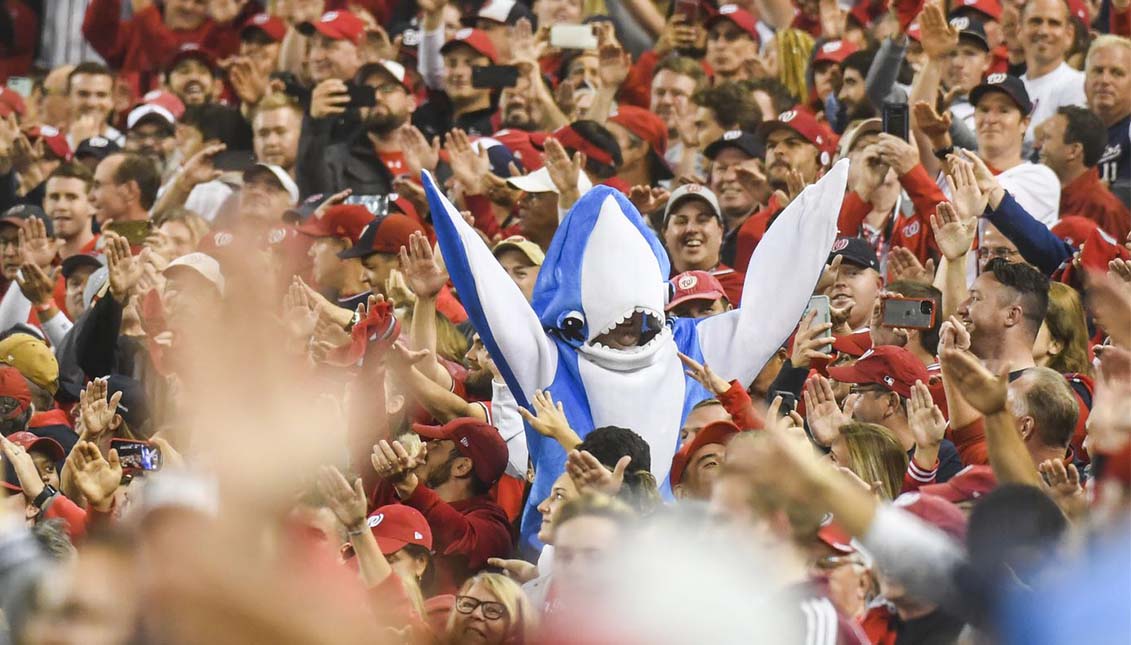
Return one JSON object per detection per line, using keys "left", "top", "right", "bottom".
{"left": 441, "top": 28, "right": 498, "bottom": 64}
{"left": 920, "top": 464, "right": 997, "bottom": 504}
{"left": 364, "top": 504, "right": 433, "bottom": 554}
{"left": 1066, "top": 0, "right": 1090, "bottom": 24}
{"left": 166, "top": 43, "right": 219, "bottom": 74}
{"left": 241, "top": 12, "right": 287, "bottom": 42}
{"left": 706, "top": 4, "right": 760, "bottom": 44}
{"left": 894, "top": 492, "right": 968, "bottom": 542}
{"left": 296, "top": 204, "right": 374, "bottom": 244}
{"left": 817, "top": 520, "right": 854, "bottom": 554}
{"left": 760, "top": 108, "right": 837, "bottom": 157}
{"left": 1051, "top": 215, "right": 1100, "bottom": 247}
{"left": 138, "top": 89, "right": 186, "bottom": 120}
{"left": 609, "top": 105, "right": 672, "bottom": 179}
{"left": 298, "top": 10, "right": 366, "bottom": 46}
{"left": 2, "top": 431, "right": 66, "bottom": 492}
{"left": 0, "top": 87, "right": 27, "bottom": 118}
{"left": 667, "top": 271, "right": 727, "bottom": 312}
{"left": 412, "top": 418, "right": 509, "bottom": 485}
{"left": 670, "top": 420, "right": 739, "bottom": 486}
{"left": 906, "top": 21, "right": 922, "bottom": 41}
{"left": 827, "top": 345, "right": 930, "bottom": 399}
{"left": 832, "top": 330, "right": 873, "bottom": 358}
{"left": 337, "top": 212, "right": 425, "bottom": 259}
{"left": 550, "top": 124, "right": 616, "bottom": 167}
{"left": 813, "top": 39, "right": 860, "bottom": 65}
{"left": 25, "top": 125, "right": 72, "bottom": 162}
{"left": 950, "top": 0, "right": 1002, "bottom": 20}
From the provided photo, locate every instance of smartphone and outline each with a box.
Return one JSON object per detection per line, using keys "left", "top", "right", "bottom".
{"left": 6, "top": 76, "right": 32, "bottom": 98}
{"left": 471, "top": 65, "right": 520, "bottom": 90}
{"left": 111, "top": 439, "right": 162, "bottom": 473}
{"left": 105, "top": 220, "right": 153, "bottom": 247}
{"left": 673, "top": 0, "right": 699, "bottom": 23}
{"left": 881, "top": 296, "right": 936, "bottom": 330}
{"left": 550, "top": 24, "right": 598, "bottom": 50}
{"left": 345, "top": 194, "right": 391, "bottom": 217}
{"left": 772, "top": 390, "right": 798, "bottom": 413}
{"left": 803, "top": 294, "right": 833, "bottom": 340}
{"left": 346, "top": 83, "right": 377, "bottom": 108}
{"left": 882, "top": 102, "right": 910, "bottom": 141}
{"left": 211, "top": 149, "right": 256, "bottom": 172}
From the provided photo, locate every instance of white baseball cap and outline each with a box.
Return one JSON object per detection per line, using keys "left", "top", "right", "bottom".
{"left": 243, "top": 163, "right": 300, "bottom": 205}
{"left": 164, "top": 252, "right": 225, "bottom": 296}
{"left": 505, "top": 166, "right": 593, "bottom": 195}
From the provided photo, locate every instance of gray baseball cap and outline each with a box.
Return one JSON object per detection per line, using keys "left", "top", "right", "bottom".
{"left": 662, "top": 184, "right": 723, "bottom": 227}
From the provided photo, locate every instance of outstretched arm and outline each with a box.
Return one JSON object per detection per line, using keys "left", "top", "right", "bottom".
{"left": 695, "top": 160, "right": 848, "bottom": 386}
{"left": 421, "top": 171, "right": 557, "bottom": 409}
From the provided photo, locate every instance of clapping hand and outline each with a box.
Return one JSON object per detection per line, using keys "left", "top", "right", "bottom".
{"left": 370, "top": 439, "right": 421, "bottom": 483}
{"left": 445, "top": 129, "right": 492, "bottom": 195}
{"left": 16, "top": 262, "right": 57, "bottom": 308}
{"left": 0, "top": 434, "right": 46, "bottom": 500}
{"left": 628, "top": 185, "right": 670, "bottom": 215}
{"left": 803, "top": 374, "right": 853, "bottom": 447}
{"left": 398, "top": 231, "right": 448, "bottom": 300}
{"left": 316, "top": 465, "right": 368, "bottom": 532}
{"left": 105, "top": 232, "right": 143, "bottom": 301}
{"left": 399, "top": 126, "right": 440, "bottom": 177}
{"left": 930, "top": 201, "right": 976, "bottom": 261}
{"left": 79, "top": 377, "right": 123, "bottom": 441}
{"left": 70, "top": 441, "right": 122, "bottom": 512}
{"left": 19, "top": 216, "right": 58, "bottom": 268}
{"left": 887, "top": 247, "right": 936, "bottom": 284}
{"left": 906, "top": 380, "right": 946, "bottom": 449}
{"left": 518, "top": 389, "right": 582, "bottom": 450}
{"left": 566, "top": 449, "right": 629, "bottom": 496}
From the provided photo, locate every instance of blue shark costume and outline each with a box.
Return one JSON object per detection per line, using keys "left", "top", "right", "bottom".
{"left": 421, "top": 160, "right": 850, "bottom": 544}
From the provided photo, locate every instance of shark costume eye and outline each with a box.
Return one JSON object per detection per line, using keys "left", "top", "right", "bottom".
{"left": 559, "top": 310, "right": 587, "bottom": 342}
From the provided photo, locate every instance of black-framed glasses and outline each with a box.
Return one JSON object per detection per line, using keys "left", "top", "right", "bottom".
{"left": 455, "top": 595, "right": 508, "bottom": 620}
{"left": 848, "top": 384, "right": 887, "bottom": 396}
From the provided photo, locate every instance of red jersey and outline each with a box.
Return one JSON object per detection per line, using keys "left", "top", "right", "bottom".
{"left": 1059, "top": 168, "right": 1131, "bottom": 242}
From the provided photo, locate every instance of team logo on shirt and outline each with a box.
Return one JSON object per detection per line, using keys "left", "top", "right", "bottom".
{"left": 902, "top": 221, "right": 921, "bottom": 237}
{"left": 677, "top": 274, "right": 698, "bottom": 290}
{"left": 986, "top": 73, "right": 1007, "bottom": 84}
{"left": 368, "top": 513, "right": 384, "bottom": 528}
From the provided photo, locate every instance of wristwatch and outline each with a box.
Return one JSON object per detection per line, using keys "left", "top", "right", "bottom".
{"left": 33, "top": 485, "right": 58, "bottom": 509}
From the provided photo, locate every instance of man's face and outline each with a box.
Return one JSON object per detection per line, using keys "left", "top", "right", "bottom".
{"left": 360, "top": 252, "right": 399, "bottom": 295}
{"left": 680, "top": 402, "right": 730, "bottom": 445}
{"left": 164, "top": 0, "right": 207, "bottom": 28}
{"left": 362, "top": 70, "right": 413, "bottom": 134}
{"left": 824, "top": 262, "right": 881, "bottom": 330}
{"left": 553, "top": 515, "right": 620, "bottom": 596}
{"left": 44, "top": 176, "right": 94, "bottom": 240}
{"left": 516, "top": 191, "right": 558, "bottom": 245}
{"left": 977, "top": 221, "right": 1022, "bottom": 271}
{"left": 974, "top": 92, "right": 1027, "bottom": 154}
{"left": 1085, "top": 44, "right": 1131, "bottom": 121}
{"left": 694, "top": 106, "right": 725, "bottom": 151}
{"left": 238, "top": 172, "right": 293, "bottom": 222}
{"left": 706, "top": 21, "right": 757, "bottom": 76}
{"left": 663, "top": 198, "right": 724, "bottom": 272}
{"left": 163, "top": 271, "right": 221, "bottom": 328}
{"left": 65, "top": 265, "right": 96, "bottom": 317}
{"left": 607, "top": 122, "right": 647, "bottom": 170}
{"left": 443, "top": 47, "right": 491, "bottom": 103}
{"left": 677, "top": 442, "right": 727, "bottom": 500}
{"left": 0, "top": 224, "right": 20, "bottom": 279}
{"left": 30, "top": 450, "right": 60, "bottom": 489}
{"left": 308, "top": 237, "right": 347, "bottom": 288}
{"left": 1021, "top": 0, "right": 1072, "bottom": 68}
{"left": 495, "top": 249, "right": 540, "bottom": 302}
{"left": 308, "top": 34, "right": 361, "bottom": 83}
{"left": 68, "top": 73, "right": 114, "bottom": 122}
{"left": 709, "top": 148, "right": 758, "bottom": 219}
{"left": 846, "top": 384, "right": 893, "bottom": 426}
{"left": 240, "top": 37, "right": 281, "bottom": 78}
{"left": 957, "top": 272, "right": 1011, "bottom": 355}
{"left": 125, "top": 121, "right": 175, "bottom": 165}
{"left": 765, "top": 128, "right": 821, "bottom": 186}
{"left": 167, "top": 58, "right": 215, "bottom": 106}
{"left": 837, "top": 68, "right": 873, "bottom": 120}
{"left": 148, "top": 220, "right": 197, "bottom": 263}
{"left": 564, "top": 53, "right": 600, "bottom": 90}
{"left": 90, "top": 155, "right": 129, "bottom": 223}
{"left": 944, "top": 43, "right": 990, "bottom": 94}
{"left": 813, "top": 61, "right": 842, "bottom": 102}
{"left": 1035, "top": 113, "right": 1072, "bottom": 174}
{"left": 464, "top": 334, "right": 493, "bottom": 386}
{"left": 651, "top": 70, "right": 697, "bottom": 135}
{"left": 671, "top": 296, "right": 728, "bottom": 319}
{"left": 500, "top": 74, "right": 541, "bottom": 130}
{"left": 535, "top": 472, "right": 578, "bottom": 543}
{"left": 254, "top": 107, "right": 302, "bottom": 171}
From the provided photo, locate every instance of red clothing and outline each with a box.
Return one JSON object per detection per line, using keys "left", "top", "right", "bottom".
{"left": 1059, "top": 168, "right": 1131, "bottom": 242}
{"left": 370, "top": 481, "right": 511, "bottom": 595}
{"left": 710, "top": 264, "right": 744, "bottom": 304}
{"left": 1113, "top": 2, "right": 1131, "bottom": 36}
{"left": 732, "top": 195, "right": 783, "bottom": 274}
{"left": 0, "top": 0, "right": 37, "bottom": 82}
{"left": 717, "top": 379, "right": 764, "bottom": 430}
{"left": 988, "top": 45, "right": 1010, "bottom": 75}
{"left": 948, "top": 418, "right": 990, "bottom": 466}
{"left": 42, "top": 494, "right": 89, "bottom": 542}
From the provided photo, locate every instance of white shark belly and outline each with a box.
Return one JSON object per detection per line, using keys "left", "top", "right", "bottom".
{"left": 577, "top": 341, "right": 686, "bottom": 482}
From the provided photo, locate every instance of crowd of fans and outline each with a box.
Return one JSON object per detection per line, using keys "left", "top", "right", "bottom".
{"left": 0, "top": 0, "right": 1128, "bottom": 641}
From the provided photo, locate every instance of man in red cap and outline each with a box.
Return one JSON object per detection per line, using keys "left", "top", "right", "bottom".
{"left": 298, "top": 204, "right": 375, "bottom": 312}
{"left": 666, "top": 270, "right": 731, "bottom": 319}
{"left": 413, "top": 28, "right": 499, "bottom": 140}
{"left": 0, "top": 364, "right": 33, "bottom": 435}
{"left": 705, "top": 5, "right": 763, "bottom": 83}
{"left": 671, "top": 419, "right": 739, "bottom": 500}
{"left": 826, "top": 345, "right": 964, "bottom": 481}
{"left": 369, "top": 418, "right": 512, "bottom": 592}
{"left": 811, "top": 40, "right": 859, "bottom": 109}
{"left": 337, "top": 212, "right": 426, "bottom": 299}
{"left": 733, "top": 108, "right": 835, "bottom": 273}
{"left": 238, "top": 13, "right": 286, "bottom": 85}
{"left": 164, "top": 44, "right": 221, "bottom": 107}
{"left": 300, "top": 10, "right": 366, "bottom": 85}
{"left": 607, "top": 105, "right": 674, "bottom": 189}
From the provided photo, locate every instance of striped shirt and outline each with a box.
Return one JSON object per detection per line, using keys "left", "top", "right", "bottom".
{"left": 37, "top": 0, "right": 105, "bottom": 68}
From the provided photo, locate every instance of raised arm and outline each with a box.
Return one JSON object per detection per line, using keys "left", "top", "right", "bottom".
{"left": 422, "top": 171, "right": 557, "bottom": 409}
{"left": 694, "top": 160, "right": 847, "bottom": 386}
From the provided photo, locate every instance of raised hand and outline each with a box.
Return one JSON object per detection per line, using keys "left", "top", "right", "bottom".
{"left": 19, "top": 216, "right": 59, "bottom": 268}
{"left": 628, "top": 185, "right": 670, "bottom": 215}
{"left": 906, "top": 380, "right": 946, "bottom": 448}
{"left": 70, "top": 441, "right": 122, "bottom": 512}
{"left": 0, "top": 435, "right": 46, "bottom": 499}
{"left": 678, "top": 352, "right": 731, "bottom": 395}
{"left": 223, "top": 56, "right": 268, "bottom": 105}
{"left": 566, "top": 449, "right": 629, "bottom": 496}
{"left": 887, "top": 246, "right": 936, "bottom": 284}
{"left": 370, "top": 439, "right": 422, "bottom": 486}
{"left": 851, "top": 145, "right": 891, "bottom": 198}
{"left": 78, "top": 377, "right": 123, "bottom": 440}
{"left": 1109, "top": 258, "right": 1131, "bottom": 285}
{"left": 445, "top": 129, "right": 492, "bottom": 195}
{"left": 10, "top": 133, "right": 44, "bottom": 175}
{"left": 316, "top": 465, "right": 368, "bottom": 531}
{"left": 918, "top": 0, "right": 958, "bottom": 60}
{"left": 1037, "top": 458, "right": 1087, "bottom": 521}
{"left": 938, "top": 314, "right": 971, "bottom": 352}
{"left": 955, "top": 148, "right": 1004, "bottom": 205}
{"left": 945, "top": 157, "right": 988, "bottom": 221}
{"left": 940, "top": 345, "right": 1008, "bottom": 415}
{"left": 15, "top": 262, "right": 57, "bottom": 307}
{"left": 517, "top": 389, "right": 581, "bottom": 450}
{"left": 397, "top": 230, "right": 448, "bottom": 299}
{"left": 399, "top": 126, "right": 440, "bottom": 177}
{"left": 105, "top": 232, "right": 142, "bottom": 300}
{"left": 912, "top": 101, "right": 952, "bottom": 147}
{"left": 509, "top": 18, "right": 547, "bottom": 63}
{"left": 815, "top": 254, "right": 844, "bottom": 295}
{"left": 930, "top": 201, "right": 976, "bottom": 261}
{"left": 282, "top": 279, "right": 319, "bottom": 345}
{"left": 543, "top": 137, "right": 584, "bottom": 205}
{"left": 596, "top": 36, "right": 631, "bottom": 90}
{"left": 803, "top": 374, "right": 852, "bottom": 447}
{"left": 175, "top": 143, "right": 226, "bottom": 192}
{"left": 486, "top": 557, "right": 539, "bottom": 583}
{"left": 873, "top": 133, "right": 919, "bottom": 175}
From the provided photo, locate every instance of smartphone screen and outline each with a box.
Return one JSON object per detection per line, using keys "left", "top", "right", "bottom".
{"left": 881, "top": 297, "right": 936, "bottom": 330}
{"left": 673, "top": 0, "right": 699, "bottom": 22}
{"left": 105, "top": 220, "right": 153, "bottom": 247}
{"left": 882, "top": 102, "right": 910, "bottom": 141}
{"left": 549, "top": 24, "right": 598, "bottom": 50}
{"left": 802, "top": 294, "right": 833, "bottom": 340}
{"left": 346, "top": 84, "right": 378, "bottom": 108}
{"left": 471, "top": 65, "right": 520, "bottom": 90}
{"left": 112, "top": 440, "right": 163, "bottom": 472}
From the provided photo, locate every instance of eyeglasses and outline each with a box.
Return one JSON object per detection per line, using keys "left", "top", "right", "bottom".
{"left": 455, "top": 595, "right": 508, "bottom": 620}
{"left": 848, "top": 384, "right": 887, "bottom": 396}
{"left": 814, "top": 554, "right": 865, "bottom": 571}
{"left": 976, "top": 246, "right": 1021, "bottom": 261}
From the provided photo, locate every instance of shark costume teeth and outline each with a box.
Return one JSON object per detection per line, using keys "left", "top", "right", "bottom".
{"left": 422, "top": 160, "right": 850, "bottom": 547}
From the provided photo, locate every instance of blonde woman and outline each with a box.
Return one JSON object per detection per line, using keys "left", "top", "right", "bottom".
{"left": 829, "top": 422, "right": 909, "bottom": 500}
{"left": 1034, "top": 282, "right": 1093, "bottom": 377}
{"left": 443, "top": 573, "right": 538, "bottom": 645}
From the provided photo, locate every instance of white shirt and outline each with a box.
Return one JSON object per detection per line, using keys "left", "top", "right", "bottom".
{"left": 950, "top": 99, "right": 976, "bottom": 133}
{"left": 1022, "top": 62, "right": 1086, "bottom": 144}
{"left": 997, "top": 161, "right": 1061, "bottom": 227}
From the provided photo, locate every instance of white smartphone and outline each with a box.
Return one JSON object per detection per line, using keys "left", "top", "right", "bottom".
{"left": 550, "top": 24, "right": 598, "bottom": 50}
{"left": 803, "top": 294, "right": 832, "bottom": 340}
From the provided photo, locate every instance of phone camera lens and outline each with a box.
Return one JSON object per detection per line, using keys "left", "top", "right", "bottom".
{"left": 920, "top": 301, "right": 933, "bottom": 314}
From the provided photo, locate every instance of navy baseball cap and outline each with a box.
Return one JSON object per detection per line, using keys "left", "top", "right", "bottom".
{"left": 704, "top": 130, "right": 765, "bottom": 160}
{"left": 970, "top": 73, "right": 1032, "bottom": 116}
{"left": 828, "top": 237, "right": 880, "bottom": 271}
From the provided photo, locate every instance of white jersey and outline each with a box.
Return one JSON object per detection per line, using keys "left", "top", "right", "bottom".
{"left": 1022, "top": 62, "right": 1086, "bottom": 144}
